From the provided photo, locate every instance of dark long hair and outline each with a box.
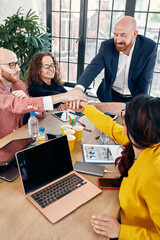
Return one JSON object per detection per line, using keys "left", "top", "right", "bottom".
{"left": 115, "top": 94, "right": 160, "bottom": 177}
{"left": 26, "top": 51, "right": 62, "bottom": 87}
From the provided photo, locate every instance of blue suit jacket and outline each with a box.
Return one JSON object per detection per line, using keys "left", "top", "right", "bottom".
{"left": 77, "top": 35, "right": 157, "bottom": 102}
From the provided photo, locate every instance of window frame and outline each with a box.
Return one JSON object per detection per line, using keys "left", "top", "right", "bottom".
{"left": 47, "top": 0, "right": 160, "bottom": 96}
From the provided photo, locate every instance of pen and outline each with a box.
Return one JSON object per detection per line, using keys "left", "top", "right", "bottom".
{"left": 107, "top": 147, "right": 109, "bottom": 159}
{"left": 66, "top": 111, "right": 68, "bottom": 120}
{"left": 77, "top": 120, "right": 86, "bottom": 127}
{"left": 71, "top": 119, "right": 74, "bottom": 125}
{"left": 108, "top": 147, "right": 112, "bottom": 156}
{"left": 113, "top": 115, "right": 118, "bottom": 121}
{"left": 83, "top": 127, "right": 92, "bottom": 132}
{"left": 69, "top": 117, "right": 72, "bottom": 125}
{"left": 72, "top": 116, "right": 79, "bottom": 126}
{"left": 48, "top": 132, "right": 62, "bottom": 136}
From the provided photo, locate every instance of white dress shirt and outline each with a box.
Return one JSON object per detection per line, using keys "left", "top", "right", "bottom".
{"left": 112, "top": 43, "right": 135, "bottom": 95}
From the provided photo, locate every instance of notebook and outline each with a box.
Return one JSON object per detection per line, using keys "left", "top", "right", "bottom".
{"left": 15, "top": 135, "right": 101, "bottom": 223}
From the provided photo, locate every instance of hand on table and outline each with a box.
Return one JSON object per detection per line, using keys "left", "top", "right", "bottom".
{"left": 91, "top": 214, "right": 120, "bottom": 238}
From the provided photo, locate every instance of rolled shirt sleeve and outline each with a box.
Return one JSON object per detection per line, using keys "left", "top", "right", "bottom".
{"left": 43, "top": 96, "right": 54, "bottom": 111}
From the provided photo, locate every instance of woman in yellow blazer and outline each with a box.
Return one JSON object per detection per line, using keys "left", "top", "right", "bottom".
{"left": 79, "top": 95, "right": 160, "bottom": 239}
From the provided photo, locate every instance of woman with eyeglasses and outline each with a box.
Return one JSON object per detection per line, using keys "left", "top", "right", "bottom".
{"left": 26, "top": 52, "right": 67, "bottom": 110}
{"left": 77, "top": 94, "right": 160, "bottom": 239}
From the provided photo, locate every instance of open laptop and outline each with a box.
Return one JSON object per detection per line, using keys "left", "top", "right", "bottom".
{"left": 16, "top": 135, "right": 101, "bottom": 223}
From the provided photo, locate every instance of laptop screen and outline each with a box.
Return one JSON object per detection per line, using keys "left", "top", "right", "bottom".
{"left": 16, "top": 136, "right": 73, "bottom": 194}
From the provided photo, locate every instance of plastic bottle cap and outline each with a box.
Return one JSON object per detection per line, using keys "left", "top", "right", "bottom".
{"left": 39, "top": 127, "right": 45, "bottom": 132}
{"left": 30, "top": 112, "right": 35, "bottom": 116}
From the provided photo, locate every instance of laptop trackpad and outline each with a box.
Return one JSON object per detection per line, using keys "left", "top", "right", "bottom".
{"left": 42, "top": 191, "right": 88, "bottom": 223}
{"left": 58, "top": 190, "right": 89, "bottom": 211}
{"left": 43, "top": 202, "right": 69, "bottom": 223}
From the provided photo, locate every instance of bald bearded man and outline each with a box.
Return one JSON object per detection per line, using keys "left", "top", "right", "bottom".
{"left": 75, "top": 16, "right": 157, "bottom": 102}
{"left": 0, "top": 48, "right": 87, "bottom": 138}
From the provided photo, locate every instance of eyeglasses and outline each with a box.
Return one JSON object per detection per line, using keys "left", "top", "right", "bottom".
{"left": 0, "top": 60, "right": 21, "bottom": 69}
{"left": 121, "top": 108, "right": 126, "bottom": 119}
{"left": 42, "top": 63, "right": 55, "bottom": 69}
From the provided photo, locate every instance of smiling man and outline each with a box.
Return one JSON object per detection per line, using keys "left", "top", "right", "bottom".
{"left": 114, "top": 17, "right": 137, "bottom": 54}
{"left": 0, "top": 48, "right": 87, "bottom": 138}
{"left": 75, "top": 16, "right": 157, "bottom": 103}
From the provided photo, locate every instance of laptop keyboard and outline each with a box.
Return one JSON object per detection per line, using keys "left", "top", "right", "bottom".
{"left": 31, "top": 173, "right": 87, "bottom": 208}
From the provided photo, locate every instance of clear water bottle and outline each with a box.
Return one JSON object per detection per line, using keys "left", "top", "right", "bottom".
{"left": 99, "top": 112, "right": 110, "bottom": 145}
{"left": 28, "top": 112, "right": 39, "bottom": 141}
{"left": 36, "top": 127, "right": 48, "bottom": 145}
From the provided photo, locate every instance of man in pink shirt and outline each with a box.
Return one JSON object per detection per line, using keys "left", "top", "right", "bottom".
{"left": 0, "top": 48, "right": 87, "bottom": 138}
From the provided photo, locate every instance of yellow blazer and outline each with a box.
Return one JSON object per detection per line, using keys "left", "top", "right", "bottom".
{"left": 83, "top": 105, "right": 160, "bottom": 239}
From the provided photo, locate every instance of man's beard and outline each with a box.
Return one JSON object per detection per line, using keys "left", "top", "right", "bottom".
{"left": 1, "top": 68, "right": 20, "bottom": 83}
{"left": 114, "top": 41, "right": 133, "bottom": 52}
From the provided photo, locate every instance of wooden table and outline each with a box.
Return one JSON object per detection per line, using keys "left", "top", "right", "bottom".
{"left": 0, "top": 111, "right": 120, "bottom": 240}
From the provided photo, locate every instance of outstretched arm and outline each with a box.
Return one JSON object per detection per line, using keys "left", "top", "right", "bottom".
{"left": 88, "top": 102, "right": 126, "bottom": 115}
{"left": 51, "top": 88, "right": 88, "bottom": 109}
{"left": 66, "top": 101, "right": 126, "bottom": 116}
